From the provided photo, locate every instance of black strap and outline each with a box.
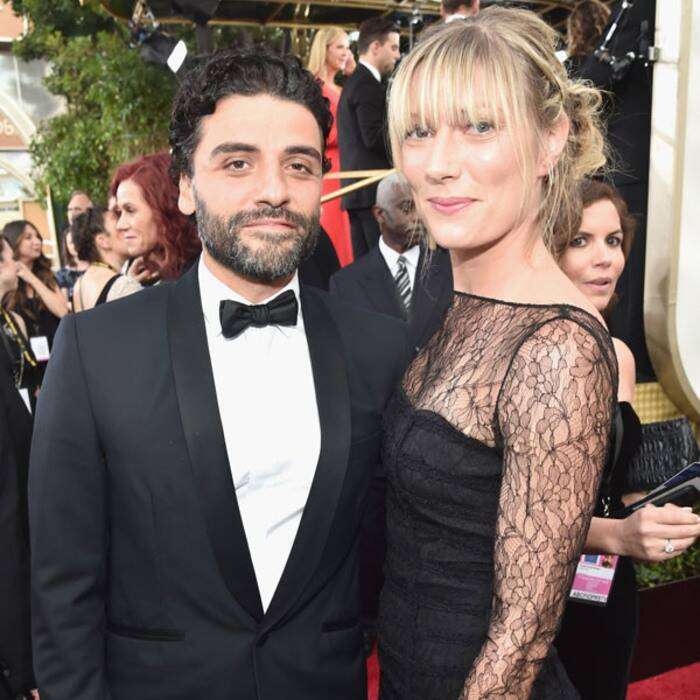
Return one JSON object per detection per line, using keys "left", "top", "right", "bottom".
{"left": 94, "top": 275, "right": 121, "bottom": 307}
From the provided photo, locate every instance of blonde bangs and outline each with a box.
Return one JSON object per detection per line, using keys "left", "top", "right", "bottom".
{"left": 388, "top": 22, "right": 535, "bottom": 173}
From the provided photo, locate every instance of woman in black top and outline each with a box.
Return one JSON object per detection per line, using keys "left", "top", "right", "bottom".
{"left": 0, "top": 236, "right": 38, "bottom": 406}
{"left": 70, "top": 206, "right": 141, "bottom": 312}
{"left": 555, "top": 180, "right": 700, "bottom": 699}
{"left": 2, "top": 220, "right": 67, "bottom": 349}
{"left": 378, "top": 10, "right": 617, "bottom": 699}
{"left": 54, "top": 226, "right": 87, "bottom": 303}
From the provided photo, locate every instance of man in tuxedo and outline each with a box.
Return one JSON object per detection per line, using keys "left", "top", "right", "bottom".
{"left": 330, "top": 173, "right": 452, "bottom": 352}
{"left": 29, "top": 50, "right": 407, "bottom": 700}
{"left": 337, "top": 17, "right": 400, "bottom": 259}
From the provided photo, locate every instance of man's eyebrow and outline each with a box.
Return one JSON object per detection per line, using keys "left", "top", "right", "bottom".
{"left": 283, "top": 145, "right": 322, "bottom": 163}
{"left": 210, "top": 142, "right": 259, "bottom": 159}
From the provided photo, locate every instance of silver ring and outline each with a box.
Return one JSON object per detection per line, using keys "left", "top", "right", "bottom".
{"left": 664, "top": 538, "right": 675, "bottom": 554}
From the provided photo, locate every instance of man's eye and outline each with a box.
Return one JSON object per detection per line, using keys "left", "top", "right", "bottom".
{"left": 226, "top": 160, "right": 249, "bottom": 170}
{"left": 289, "top": 162, "right": 313, "bottom": 174}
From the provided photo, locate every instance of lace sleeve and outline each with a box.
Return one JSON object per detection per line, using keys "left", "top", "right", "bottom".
{"left": 460, "top": 317, "right": 616, "bottom": 699}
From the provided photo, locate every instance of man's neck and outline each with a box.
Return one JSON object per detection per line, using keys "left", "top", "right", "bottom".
{"left": 381, "top": 232, "right": 411, "bottom": 254}
{"left": 202, "top": 249, "right": 294, "bottom": 304}
{"left": 359, "top": 57, "right": 381, "bottom": 81}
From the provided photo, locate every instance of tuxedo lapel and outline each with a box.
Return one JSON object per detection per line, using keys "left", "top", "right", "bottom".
{"left": 409, "top": 248, "right": 453, "bottom": 349}
{"left": 167, "top": 266, "right": 263, "bottom": 623}
{"left": 362, "top": 248, "right": 406, "bottom": 320}
{"left": 262, "top": 287, "right": 351, "bottom": 631}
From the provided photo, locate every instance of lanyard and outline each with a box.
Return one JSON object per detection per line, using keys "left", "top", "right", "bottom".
{"left": 1, "top": 307, "right": 38, "bottom": 369}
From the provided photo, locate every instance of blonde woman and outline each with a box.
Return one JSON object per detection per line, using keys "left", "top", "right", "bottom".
{"left": 307, "top": 27, "right": 355, "bottom": 266}
{"left": 378, "top": 9, "right": 617, "bottom": 699}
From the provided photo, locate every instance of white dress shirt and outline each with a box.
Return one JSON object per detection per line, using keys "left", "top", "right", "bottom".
{"left": 379, "top": 237, "right": 420, "bottom": 293}
{"left": 359, "top": 59, "right": 382, "bottom": 83}
{"left": 445, "top": 12, "right": 468, "bottom": 23}
{"left": 198, "top": 258, "right": 321, "bottom": 611}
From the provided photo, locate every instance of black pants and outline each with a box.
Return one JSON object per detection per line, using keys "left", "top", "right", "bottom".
{"left": 348, "top": 208, "right": 381, "bottom": 259}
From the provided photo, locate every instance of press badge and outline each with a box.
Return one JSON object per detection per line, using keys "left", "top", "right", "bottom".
{"left": 569, "top": 554, "right": 619, "bottom": 606}
{"left": 30, "top": 335, "right": 50, "bottom": 362}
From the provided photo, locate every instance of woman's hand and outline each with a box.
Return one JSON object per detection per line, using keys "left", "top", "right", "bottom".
{"left": 15, "top": 260, "right": 37, "bottom": 284}
{"left": 617, "top": 503, "right": 700, "bottom": 562}
{"left": 127, "top": 256, "right": 159, "bottom": 285}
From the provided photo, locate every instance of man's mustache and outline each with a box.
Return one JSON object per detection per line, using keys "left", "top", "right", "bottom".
{"left": 228, "top": 206, "right": 310, "bottom": 230}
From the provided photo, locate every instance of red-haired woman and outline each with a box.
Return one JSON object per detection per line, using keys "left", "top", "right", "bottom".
{"left": 110, "top": 151, "right": 201, "bottom": 283}
{"left": 2, "top": 220, "right": 68, "bottom": 349}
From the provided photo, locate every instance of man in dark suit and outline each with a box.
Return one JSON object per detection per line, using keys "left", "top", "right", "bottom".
{"left": 337, "top": 17, "right": 400, "bottom": 258}
{"left": 330, "top": 173, "right": 452, "bottom": 352}
{"left": 0, "top": 349, "right": 35, "bottom": 700}
{"left": 29, "top": 50, "right": 407, "bottom": 700}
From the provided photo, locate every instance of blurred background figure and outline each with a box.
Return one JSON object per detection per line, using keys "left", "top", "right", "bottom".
{"left": 66, "top": 190, "right": 94, "bottom": 224}
{"left": 338, "top": 17, "right": 400, "bottom": 258}
{"left": 555, "top": 179, "right": 700, "bottom": 700}
{"left": 70, "top": 206, "right": 142, "bottom": 312}
{"left": 0, "top": 236, "right": 38, "bottom": 406}
{"left": 0, "top": 327, "right": 36, "bottom": 700}
{"left": 330, "top": 173, "right": 451, "bottom": 350}
{"left": 576, "top": 0, "right": 656, "bottom": 380}
{"left": 440, "top": 0, "right": 479, "bottom": 23}
{"left": 110, "top": 151, "right": 201, "bottom": 284}
{"left": 565, "top": 0, "right": 611, "bottom": 75}
{"left": 2, "top": 220, "right": 68, "bottom": 356}
{"left": 55, "top": 226, "right": 89, "bottom": 305}
{"left": 307, "top": 27, "right": 355, "bottom": 267}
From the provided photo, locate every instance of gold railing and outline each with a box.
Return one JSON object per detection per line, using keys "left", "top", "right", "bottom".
{"left": 321, "top": 168, "right": 396, "bottom": 204}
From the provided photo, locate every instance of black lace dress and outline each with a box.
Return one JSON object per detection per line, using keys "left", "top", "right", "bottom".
{"left": 378, "top": 293, "right": 618, "bottom": 699}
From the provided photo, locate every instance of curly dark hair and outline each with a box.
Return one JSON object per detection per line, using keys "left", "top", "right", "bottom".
{"left": 567, "top": 0, "right": 611, "bottom": 58}
{"left": 169, "top": 48, "right": 333, "bottom": 182}
{"left": 70, "top": 207, "right": 106, "bottom": 264}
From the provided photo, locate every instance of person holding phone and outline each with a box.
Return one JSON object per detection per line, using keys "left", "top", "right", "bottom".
{"left": 554, "top": 179, "right": 700, "bottom": 699}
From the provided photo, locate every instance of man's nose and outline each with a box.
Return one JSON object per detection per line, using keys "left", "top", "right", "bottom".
{"left": 255, "top": 165, "right": 290, "bottom": 209}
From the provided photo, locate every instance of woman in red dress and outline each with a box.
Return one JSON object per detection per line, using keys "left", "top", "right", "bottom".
{"left": 307, "top": 28, "right": 355, "bottom": 267}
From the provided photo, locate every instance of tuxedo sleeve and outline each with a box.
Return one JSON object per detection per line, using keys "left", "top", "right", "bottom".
{"left": 354, "top": 86, "right": 389, "bottom": 159}
{"left": 29, "top": 315, "right": 110, "bottom": 700}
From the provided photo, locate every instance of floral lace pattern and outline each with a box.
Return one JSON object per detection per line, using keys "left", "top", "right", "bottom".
{"left": 379, "top": 293, "right": 617, "bottom": 700}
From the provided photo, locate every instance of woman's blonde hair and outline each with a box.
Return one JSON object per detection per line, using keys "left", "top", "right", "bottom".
{"left": 307, "top": 27, "right": 347, "bottom": 77}
{"left": 388, "top": 7, "right": 607, "bottom": 253}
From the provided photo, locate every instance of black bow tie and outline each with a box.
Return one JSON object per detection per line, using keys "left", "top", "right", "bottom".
{"left": 219, "top": 289, "right": 299, "bottom": 340}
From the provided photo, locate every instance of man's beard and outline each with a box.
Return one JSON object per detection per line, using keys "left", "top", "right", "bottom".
{"left": 194, "top": 192, "right": 320, "bottom": 283}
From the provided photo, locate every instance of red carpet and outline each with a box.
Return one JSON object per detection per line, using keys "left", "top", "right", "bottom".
{"left": 366, "top": 654, "right": 700, "bottom": 699}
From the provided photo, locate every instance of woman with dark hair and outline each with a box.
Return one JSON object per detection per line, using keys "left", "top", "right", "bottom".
{"left": 2, "top": 220, "right": 68, "bottom": 351}
{"left": 554, "top": 179, "right": 700, "bottom": 699}
{"left": 110, "top": 151, "right": 201, "bottom": 283}
{"left": 0, "top": 235, "right": 38, "bottom": 402}
{"left": 55, "top": 226, "right": 88, "bottom": 303}
{"left": 71, "top": 206, "right": 142, "bottom": 312}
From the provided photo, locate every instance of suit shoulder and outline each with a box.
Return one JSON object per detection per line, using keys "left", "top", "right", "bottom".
{"left": 72, "top": 282, "right": 170, "bottom": 336}
{"left": 330, "top": 250, "right": 380, "bottom": 285}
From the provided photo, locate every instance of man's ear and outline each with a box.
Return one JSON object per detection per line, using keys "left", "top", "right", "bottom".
{"left": 372, "top": 205, "right": 386, "bottom": 228}
{"left": 537, "top": 113, "right": 570, "bottom": 177}
{"left": 178, "top": 173, "right": 195, "bottom": 216}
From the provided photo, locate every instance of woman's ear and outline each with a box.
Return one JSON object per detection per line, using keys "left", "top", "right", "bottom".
{"left": 95, "top": 232, "right": 111, "bottom": 252}
{"left": 537, "top": 113, "right": 570, "bottom": 177}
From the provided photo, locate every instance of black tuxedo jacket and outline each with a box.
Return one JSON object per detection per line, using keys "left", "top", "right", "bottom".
{"left": 29, "top": 264, "right": 408, "bottom": 700}
{"left": 0, "top": 353, "right": 34, "bottom": 700}
{"left": 329, "top": 246, "right": 453, "bottom": 352}
{"left": 337, "top": 64, "right": 391, "bottom": 211}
